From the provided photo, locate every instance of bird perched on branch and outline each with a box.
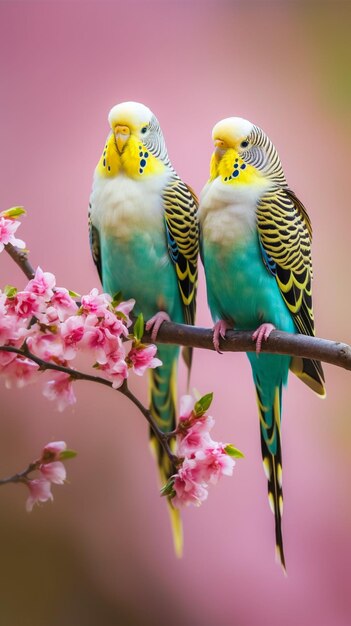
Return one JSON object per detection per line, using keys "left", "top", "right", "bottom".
{"left": 199, "top": 116, "right": 325, "bottom": 570}
{"left": 89, "top": 102, "right": 198, "bottom": 555}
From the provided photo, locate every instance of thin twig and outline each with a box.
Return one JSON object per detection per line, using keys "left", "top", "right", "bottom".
{"left": 0, "top": 461, "right": 38, "bottom": 486}
{"left": 4, "top": 243, "right": 35, "bottom": 280}
{"left": 119, "top": 381, "right": 178, "bottom": 467}
{"left": 0, "top": 345, "right": 177, "bottom": 469}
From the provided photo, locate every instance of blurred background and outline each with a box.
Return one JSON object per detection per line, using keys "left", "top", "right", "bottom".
{"left": 1, "top": 1, "right": 350, "bottom": 624}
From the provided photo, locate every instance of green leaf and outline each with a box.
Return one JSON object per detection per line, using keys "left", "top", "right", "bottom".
{"left": 111, "top": 291, "right": 123, "bottom": 306}
{"left": 115, "top": 310, "right": 127, "bottom": 322}
{"left": 59, "top": 449, "right": 77, "bottom": 460}
{"left": 3, "top": 285, "right": 17, "bottom": 298}
{"left": 224, "top": 444, "right": 244, "bottom": 459}
{"left": 194, "top": 392, "right": 213, "bottom": 417}
{"left": 160, "top": 477, "right": 175, "bottom": 498}
{"left": 133, "top": 313, "right": 144, "bottom": 342}
{"left": 1, "top": 206, "right": 26, "bottom": 219}
{"left": 68, "top": 290, "right": 81, "bottom": 299}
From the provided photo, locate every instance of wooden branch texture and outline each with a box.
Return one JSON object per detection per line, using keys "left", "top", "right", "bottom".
{"left": 4, "top": 242, "right": 351, "bottom": 372}
{"left": 142, "top": 322, "right": 351, "bottom": 372}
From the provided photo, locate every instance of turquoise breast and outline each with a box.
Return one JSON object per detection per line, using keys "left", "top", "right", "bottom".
{"left": 101, "top": 232, "right": 184, "bottom": 323}
{"left": 203, "top": 234, "right": 295, "bottom": 334}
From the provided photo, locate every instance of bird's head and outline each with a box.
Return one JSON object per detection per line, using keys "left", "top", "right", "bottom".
{"left": 96, "top": 101, "right": 171, "bottom": 179}
{"left": 108, "top": 101, "right": 154, "bottom": 154}
{"left": 209, "top": 116, "right": 286, "bottom": 187}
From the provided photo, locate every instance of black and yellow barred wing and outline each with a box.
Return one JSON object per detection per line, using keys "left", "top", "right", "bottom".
{"left": 88, "top": 207, "right": 102, "bottom": 284}
{"left": 257, "top": 186, "right": 325, "bottom": 396}
{"left": 163, "top": 177, "right": 199, "bottom": 326}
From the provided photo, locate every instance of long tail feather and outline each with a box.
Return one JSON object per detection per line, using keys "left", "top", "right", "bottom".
{"left": 290, "top": 355, "right": 326, "bottom": 397}
{"left": 148, "top": 345, "right": 183, "bottom": 556}
{"left": 256, "top": 381, "right": 286, "bottom": 572}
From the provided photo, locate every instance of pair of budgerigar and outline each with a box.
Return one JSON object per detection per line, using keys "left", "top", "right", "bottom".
{"left": 89, "top": 101, "right": 325, "bottom": 570}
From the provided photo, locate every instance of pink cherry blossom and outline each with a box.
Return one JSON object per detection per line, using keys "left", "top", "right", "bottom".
{"left": 51, "top": 288, "right": 78, "bottom": 321}
{"left": 0, "top": 291, "right": 8, "bottom": 314}
{"left": 41, "top": 440, "right": 67, "bottom": 462}
{"left": 179, "top": 394, "right": 195, "bottom": 421}
{"left": 0, "top": 312, "right": 19, "bottom": 347}
{"left": 82, "top": 326, "right": 108, "bottom": 363}
{"left": 177, "top": 417, "right": 215, "bottom": 457}
{"left": 40, "top": 461, "right": 66, "bottom": 484}
{"left": 127, "top": 344, "right": 162, "bottom": 376}
{"left": 99, "top": 355, "right": 128, "bottom": 389}
{"left": 13, "top": 290, "right": 44, "bottom": 319}
{"left": 81, "top": 321, "right": 121, "bottom": 364}
{"left": 0, "top": 349, "right": 17, "bottom": 369}
{"left": 26, "top": 478, "right": 53, "bottom": 512}
{"left": 192, "top": 445, "right": 235, "bottom": 485}
{"left": 115, "top": 298, "right": 135, "bottom": 326}
{"left": 26, "top": 329, "right": 62, "bottom": 361}
{"left": 60, "top": 316, "right": 85, "bottom": 360}
{"left": 167, "top": 394, "right": 240, "bottom": 509}
{"left": 101, "top": 309, "right": 129, "bottom": 338}
{"left": 2, "top": 356, "right": 39, "bottom": 388}
{"left": 0, "top": 216, "right": 25, "bottom": 252}
{"left": 0, "top": 272, "right": 160, "bottom": 408}
{"left": 25, "top": 266, "right": 56, "bottom": 301}
{"left": 43, "top": 371, "right": 76, "bottom": 411}
{"left": 81, "top": 288, "right": 111, "bottom": 316}
{"left": 38, "top": 305, "right": 60, "bottom": 326}
{"left": 172, "top": 458, "right": 209, "bottom": 507}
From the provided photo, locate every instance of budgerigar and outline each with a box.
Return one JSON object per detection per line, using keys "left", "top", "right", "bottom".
{"left": 199, "top": 117, "right": 325, "bottom": 569}
{"left": 89, "top": 102, "right": 198, "bottom": 555}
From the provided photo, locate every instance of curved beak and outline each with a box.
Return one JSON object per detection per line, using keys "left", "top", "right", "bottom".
{"left": 213, "top": 138, "right": 227, "bottom": 159}
{"left": 214, "top": 138, "right": 226, "bottom": 149}
{"left": 114, "top": 124, "right": 130, "bottom": 153}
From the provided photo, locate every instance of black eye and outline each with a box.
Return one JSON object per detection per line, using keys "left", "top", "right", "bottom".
{"left": 141, "top": 126, "right": 148, "bottom": 134}
{"left": 240, "top": 140, "right": 249, "bottom": 148}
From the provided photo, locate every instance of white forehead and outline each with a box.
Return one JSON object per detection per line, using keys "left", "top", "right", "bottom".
{"left": 108, "top": 101, "right": 153, "bottom": 128}
{"left": 212, "top": 117, "right": 254, "bottom": 141}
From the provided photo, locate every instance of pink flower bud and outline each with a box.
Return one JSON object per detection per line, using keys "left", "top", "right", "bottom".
{"left": 41, "top": 441, "right": 67, "bottom": 462}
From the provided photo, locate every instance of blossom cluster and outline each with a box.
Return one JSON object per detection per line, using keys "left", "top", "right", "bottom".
{"left": 162, "top": 394, "right": 244, "bottom": 508}
{"left": 24, "top": 441, "right": 75, "bottom": 511}
{"left": 0, "top": 264, "right": 162, "bottom": 410}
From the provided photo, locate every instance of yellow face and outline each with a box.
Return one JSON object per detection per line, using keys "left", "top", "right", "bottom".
{"left": 96, "top": 102, "right": 166, "bottom": 179}
{"left": 209, "top": 117, "right": 263, "bottom": 186}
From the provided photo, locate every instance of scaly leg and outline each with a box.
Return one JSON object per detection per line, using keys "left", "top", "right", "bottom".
{"left": 212, "top": 320, "right": 232, "bottom": 353}
{"left": 146, "top": 311, "right": 171, "bottom": 342}
{"left": 252, "top": 323, "right": 275, "bottom": 354}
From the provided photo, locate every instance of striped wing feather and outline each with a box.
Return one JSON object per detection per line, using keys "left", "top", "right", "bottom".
{"left": 88, "top": 208, "right": 102, "bottom": 284}
{"left": 257, "top": 187, "right": 325, "bottom": 396}
{"left": 163, "top": 178, "right": 199, "bottom": 326}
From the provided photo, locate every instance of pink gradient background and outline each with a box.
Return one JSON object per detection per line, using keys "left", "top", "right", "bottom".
{"left": 1, "top": 1, "right": 351, "bottom": 624}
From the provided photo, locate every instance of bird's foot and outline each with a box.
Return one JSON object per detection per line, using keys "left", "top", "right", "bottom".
{"left": 212, "top": 320, "right": 232, "bottom": 353}
{"left": 145, "top": 311, "right": 171, "bottom": 342}
{"left": 252, "top": 323, "right": 275, "bottom": 354}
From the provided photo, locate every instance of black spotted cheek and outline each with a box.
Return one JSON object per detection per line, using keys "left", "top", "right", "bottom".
{"left": 138, "top": 150, "right": 149, "bottom": 175}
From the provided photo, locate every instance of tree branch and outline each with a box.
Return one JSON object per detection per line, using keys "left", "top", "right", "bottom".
{"left": 4, "top": 243, "right": 35, "bottom": 280}
{"left": 0, "top": 461, "right": 38, "bottom": 486}
{"left": 0, "top": 345, "right": 178, "bottom": 470}
{"left": 141, "top": 322, "right": 351, "bottom": 372}
{"left": 5, "top": 241, "right": 351, "bottom": 372}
